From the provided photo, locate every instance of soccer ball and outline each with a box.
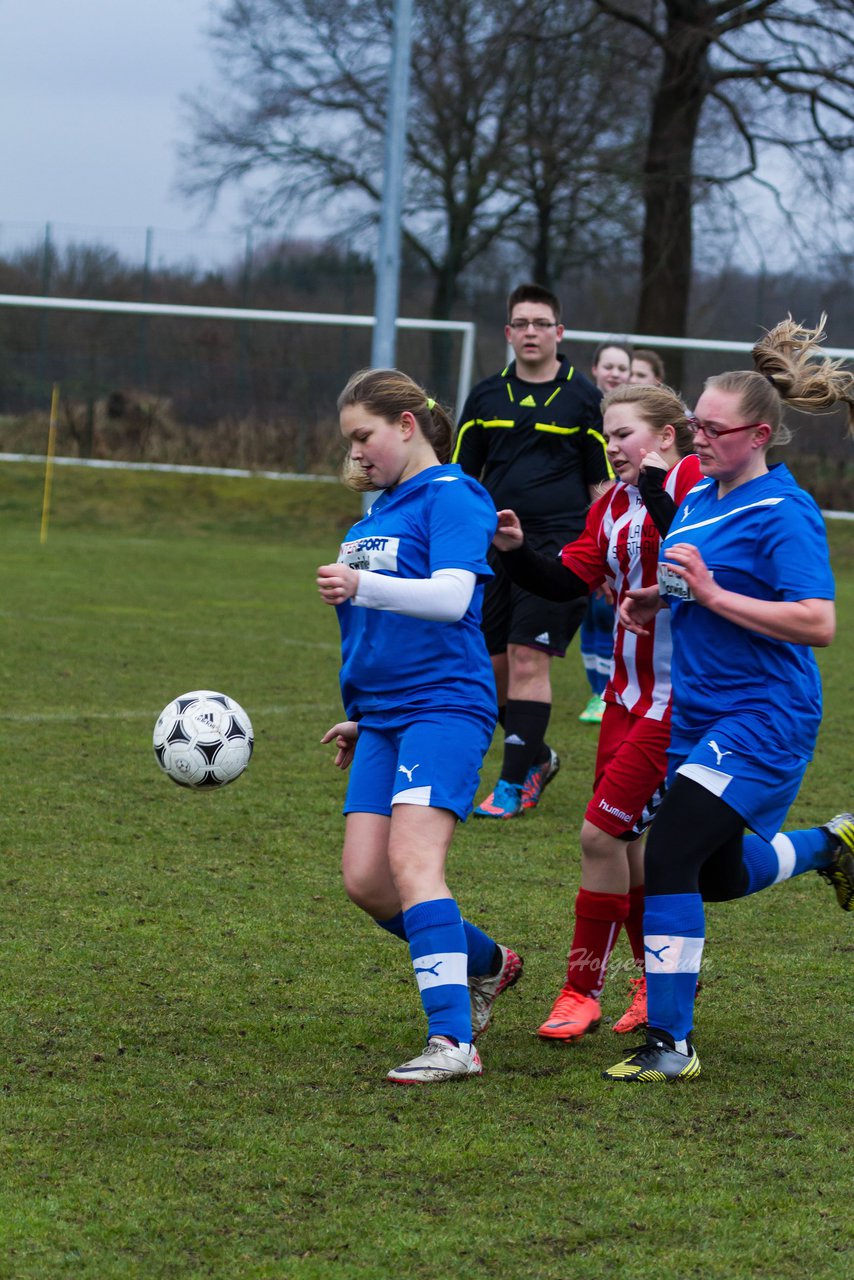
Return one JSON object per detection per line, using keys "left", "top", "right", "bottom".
{"left": 153, "top": 690, "right": 254, "bottom": 788}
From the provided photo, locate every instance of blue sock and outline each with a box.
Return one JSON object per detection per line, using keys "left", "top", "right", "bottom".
{"left": 581, "top": 596, "right": 614, "bottom": 696}
{"left": 403, "top": 898, "right": 472, "bottom": 1044}
{"left": 461, "top": 921, "right": 498, "bottom": 976}
{"left": 376, "top": 911, "right": 497, "bottom": 977}
{"left": 644, "top": 893, "right": 705, "bottom": 1046}
{"left": 376, "top": 912, "right": 407, "bottom": 940}
{"left": 741, "top": 827, "right": 834, "bottom": 896}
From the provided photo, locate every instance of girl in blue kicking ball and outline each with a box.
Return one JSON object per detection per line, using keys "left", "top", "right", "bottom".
{"left": 317, "top": 367, "right": 522, "bottom": 1084}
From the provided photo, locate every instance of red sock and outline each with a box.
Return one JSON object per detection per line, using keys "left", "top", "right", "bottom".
{"left": 625, "top": 884, "right": 646, "bottom": 973}
{"left": 565, "top": 888, "right": 629, "bottom": 999}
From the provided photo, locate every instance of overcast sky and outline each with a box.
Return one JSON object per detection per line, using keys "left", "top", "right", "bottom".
{"left": 0, "top": 1, "right": 248, "bottom": 261}
{"left": 0, "top": 2, "right": 848, "bottom": 280}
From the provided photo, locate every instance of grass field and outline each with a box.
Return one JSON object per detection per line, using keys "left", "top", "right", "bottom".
{"left": 0, "top": 461, "right": 852, "bottom": 1279}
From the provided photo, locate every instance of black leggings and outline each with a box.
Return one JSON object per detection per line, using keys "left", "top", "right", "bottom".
{"left": 644, "top": 775, "right": 751, "bottom": 902}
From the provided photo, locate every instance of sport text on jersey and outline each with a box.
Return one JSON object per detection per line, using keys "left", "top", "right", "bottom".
{"left": 338, "top": 536, "right": 400, "bottom": 572}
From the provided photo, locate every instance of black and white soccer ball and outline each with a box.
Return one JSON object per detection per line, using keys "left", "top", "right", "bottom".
{"left": 153, "top": 690, "right": 254, "bottom": 788}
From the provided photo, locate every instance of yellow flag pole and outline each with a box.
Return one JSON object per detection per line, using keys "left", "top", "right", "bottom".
{"left": 39, "top": 383, "right": 60, "bottom": 545}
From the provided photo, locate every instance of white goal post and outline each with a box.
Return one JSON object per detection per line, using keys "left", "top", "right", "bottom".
{"left": 561, "top": 327, "right": 854, "bottom": 361}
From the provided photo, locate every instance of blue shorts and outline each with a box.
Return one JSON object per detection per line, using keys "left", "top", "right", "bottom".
{"left": 668, "top": 724, "right": 809, "bottom": 843}
{"left": 344, "top": 713, "right": 493, "bottom": 822}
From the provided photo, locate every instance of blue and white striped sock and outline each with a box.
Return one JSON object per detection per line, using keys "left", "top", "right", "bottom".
{"left": 644, "top": 893, "right": 705, "bottom": 1048}
{"left": 740, "top": 827, "right": 834, "bottom": 896}
{"left": 376, "top": 911, "right": 497, "bottom": 977}
{"left": 403, "top": 898, "right": 472, "bottom": 1045}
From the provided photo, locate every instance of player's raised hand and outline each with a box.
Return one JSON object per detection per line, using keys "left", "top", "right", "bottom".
{"left": 639, "top": 448, "right": 669, "bottom": 473}
{"left": 493, "top": 508, "right": 524, "bottom": 552}
{"left": 317, "top": 563, "right": 359, "bottom": 604}
{"left": 321, "top": 720, "right": 359, "bottom": 769}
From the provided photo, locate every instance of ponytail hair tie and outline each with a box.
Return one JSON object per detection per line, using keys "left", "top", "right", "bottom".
{"left": 426, "top": 397, "right": 436, "bottom": 410}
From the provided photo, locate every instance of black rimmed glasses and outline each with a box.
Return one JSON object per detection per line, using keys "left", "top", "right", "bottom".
{"left": 508, "top": 319, "right": 558, "bottom": 331}
{"left": 686, "top": 415, "right": 766, "bottom": 440}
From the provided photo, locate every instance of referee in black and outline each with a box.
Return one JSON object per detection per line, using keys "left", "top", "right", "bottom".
{"left": 453, "top": 283, "right": 612, "bottom": 818}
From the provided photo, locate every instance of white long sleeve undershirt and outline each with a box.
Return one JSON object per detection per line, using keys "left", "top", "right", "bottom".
{"left": 352, "top": 567, "right": 476, "bottom": 622}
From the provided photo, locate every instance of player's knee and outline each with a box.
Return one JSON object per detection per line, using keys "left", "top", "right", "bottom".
{"left": 508, "top": 643, "right": 548, "bottom": 674}
{"left": 580, "top": 819, "right": 626, "bottom": 864}
{"left": 341, "top": 864, "right": 387, "bottom": 916}
{"left": 387, "top": 855, "right": 447, "bottom": 908}
{"left": 341, "top": 876, "right": 373, "bottom": 913}
{"left": 507, "top": 645, "right": 551, "bottom": 698}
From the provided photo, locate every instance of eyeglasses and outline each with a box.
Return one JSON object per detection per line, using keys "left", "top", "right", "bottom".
{"left": 686, "top": 415, "right": 766, "bottom": 440}
{"left": 508, "top": 319, "right": 557, "bottom": 331}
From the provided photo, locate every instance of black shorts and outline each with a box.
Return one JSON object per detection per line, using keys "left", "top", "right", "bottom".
{"left": 482, "top": 540, "right": 587, "bottom": 658}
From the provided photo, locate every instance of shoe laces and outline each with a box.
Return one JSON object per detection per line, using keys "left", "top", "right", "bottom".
{"left": 492, "top": 779, "right": 521, "bottom": 807}
{"left": 630, "top": 1036, "right": 680, "bottom": 1061}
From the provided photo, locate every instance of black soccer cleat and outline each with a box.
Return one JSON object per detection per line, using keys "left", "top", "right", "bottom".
{"left": 602, "top": 1032, "right": 701, "bottom": 1083}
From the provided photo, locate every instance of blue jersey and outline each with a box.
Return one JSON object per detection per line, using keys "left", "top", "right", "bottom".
{"left": 660, "top": 464, "right": 835, "bottom": 763}
{"left": 334, "top": 464, "right": 498, "bottom": 729}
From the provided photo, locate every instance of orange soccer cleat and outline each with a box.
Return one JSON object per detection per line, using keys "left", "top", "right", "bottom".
{"left": 537, "top": 987, "right": 602, "bottom": 1041}
{"left": 612, "top": 975, "right": 648, "bottom": 1034}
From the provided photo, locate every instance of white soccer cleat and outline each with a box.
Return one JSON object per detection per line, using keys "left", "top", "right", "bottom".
{"left": 469, "top": 945, "right": 523, "bottom": 1039}
{"left": 386, "top": 1036, "right": 483, "bottom": 1085}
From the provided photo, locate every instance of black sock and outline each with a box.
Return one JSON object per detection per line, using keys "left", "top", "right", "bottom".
{"left": 647, "top": 1026, "right": 690, "bottom": 1051}
{"left": 501, "top": 699, "right": 551, "bottom": 785}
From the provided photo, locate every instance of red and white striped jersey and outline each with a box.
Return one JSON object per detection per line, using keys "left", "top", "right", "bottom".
{"left": 561, "top": 455, "right": 703, "bottom": 722}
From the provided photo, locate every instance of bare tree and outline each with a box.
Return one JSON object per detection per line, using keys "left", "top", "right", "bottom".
{"left": 181, "top": 0, "right": 664, "bottom": 385}
{"left": 182, "top": 0, "right": 854, "bottom": 393}
{"left": 505, "top": 6, "right": 652, "bottom": 294}
{"left": 181, "top": 0, "right": 549, "bottom": 387}
{"left": 590, "top": 0, "right": 854, "bottom": 381}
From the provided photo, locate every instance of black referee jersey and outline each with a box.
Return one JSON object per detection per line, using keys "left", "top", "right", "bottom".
{"left": 452, "top": 355, "right": 611, "bottom": 539}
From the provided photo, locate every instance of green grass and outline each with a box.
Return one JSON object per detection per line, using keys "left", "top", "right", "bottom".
{"left": 0, "top": 462, "right": 852, "bottom": 1279}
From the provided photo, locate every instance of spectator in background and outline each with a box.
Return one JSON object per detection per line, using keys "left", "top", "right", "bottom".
{"left": 631, "top": 349, "right": 666, "bottom": 386}
{"left": 592, "top": 341, "right": 633, "bottom": 393}
{"left": 453, "top": 285, "right": 611, "bottom": 819}
{"left": 578, "top": 341, "right": 633, "bottom": 724}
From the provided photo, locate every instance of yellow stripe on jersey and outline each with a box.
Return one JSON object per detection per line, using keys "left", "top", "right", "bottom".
{"left": 588, "top": 427, "right": 615, "bottom": 479}
{"left": 452, "top": 417, "right": 515, "bottom": 462}
{"left": 451, "top": 419, "right": 475, "bottom": 462}
{"left": 534, "top": 423, "right": 580, "bottom": 435}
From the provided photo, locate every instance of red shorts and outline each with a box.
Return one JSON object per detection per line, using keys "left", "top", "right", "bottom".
{"left": 585, "top": 701, "right": 670, "bottom": 839}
